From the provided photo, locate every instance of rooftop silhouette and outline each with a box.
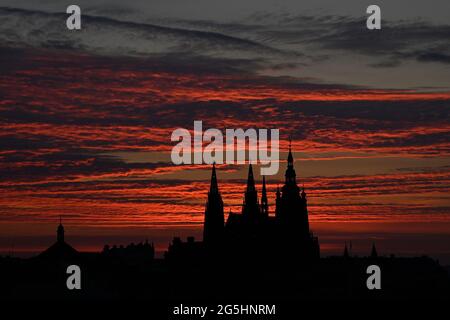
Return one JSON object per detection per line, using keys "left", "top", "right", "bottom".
{"left": 1, "top": 143, "right": 449, "bottom": 301}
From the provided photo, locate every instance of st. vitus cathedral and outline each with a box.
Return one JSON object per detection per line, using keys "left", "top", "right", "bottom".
{"left": 203, "top": 145, "right": 320, "bottom": 261}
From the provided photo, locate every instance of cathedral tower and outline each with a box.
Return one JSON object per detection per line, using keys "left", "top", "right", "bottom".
{"left": 276, "top": 144, "right": 310, "bottom": 237}
{"left": 203, "top": 164, "right": 225, "bottom": 244}
{"left": 242, "top": 164, "right": 261, "bottom": 221}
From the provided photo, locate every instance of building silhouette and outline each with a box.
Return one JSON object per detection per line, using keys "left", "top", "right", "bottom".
{"left": 2, "top": 145, "right": 450, "bottom": 301}
{"left": 171, "top": 144, "right": 320, "bottom": 262}
{"left": 203, "top": 163, "right": 224, "bottom": 246}
{"left": 102, "top": 240, "right": 155, "bottom": 261}
{"left": 165, "top": 236, "right": 204, "bottom": 262}
{"left": 38, "top": 218, "right": 78, "bottom": 260}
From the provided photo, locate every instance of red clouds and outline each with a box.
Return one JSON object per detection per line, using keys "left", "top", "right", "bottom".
{"left": 0, "top": 49, "right": 449, "bottom": 259}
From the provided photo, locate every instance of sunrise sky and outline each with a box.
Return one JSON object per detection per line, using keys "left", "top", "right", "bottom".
{"left": 0, "top": 1, "right": 449, "bottom": 262}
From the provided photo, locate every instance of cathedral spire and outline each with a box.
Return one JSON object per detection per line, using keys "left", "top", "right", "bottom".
{"left": 287, "top": 137, "right": 293, "bottom": 167}
{"left": 284, "top": 140, "right": 297, "bottom": 185}
{"left": 210, "top": 163, "right": 219, "bottom": 194}
{"left": 242, "top": 164, "right": 259, "bottom": 219}
{"left": 371, "top": 243, "right": 378, "bottom": 258}
{"left": 246, "top": 164, "right": 256, "bottom": 192}
{"left": 203, "top": 164, "right": 224, "bottom": 244}
{"left": 57, "top": 216, "right": 64, "bottom": 243}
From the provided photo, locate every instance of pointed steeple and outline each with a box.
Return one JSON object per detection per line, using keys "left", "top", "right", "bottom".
{"left": 246, "top": 164, "right": 256, "bottom": 192}
{"left": 343, "top": 243, "right": 349, "bottom": 258}
{"left": 284, "top": 139, "right": 297, "bottom": 185}
{"left": 287, "top": 137, "right": 293, "bottom": 166}
{"left": 261, "top": 176, "right": 268, "bottom": 217}
{"left": 242, "top": 164, "right": 259, "bottom": 219}
{"left": 207, "top": 163, "right": 222, "bottom": 204}
{"left": 370, "top": 243, "right": 378, "bottom": 258}
{"left": 210, "top": 163, "right": 219, "bottom": 194}
{"left": 57, "top": 216, "right": 64, "bottom": 243}
{"left": 203, "top": 164, "right": 224, "bottom": 244}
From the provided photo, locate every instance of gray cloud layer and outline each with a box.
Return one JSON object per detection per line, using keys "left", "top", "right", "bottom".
{"left": 2, "top": 6, "right": 450, "bottom": 72}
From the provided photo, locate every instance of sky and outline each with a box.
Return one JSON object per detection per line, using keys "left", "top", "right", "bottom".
{"left": 0, "top": 1, "right": 449, "bottom": 262}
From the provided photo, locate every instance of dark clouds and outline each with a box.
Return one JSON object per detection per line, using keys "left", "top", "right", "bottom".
{"left": 1, "top": 5, "right": 450, "bottom": 93}
{"left": 2, "top": 6, "right": 449, "bottom": 72}
{"left": 146, "top": 13, "right": 450, "bottom": 68}
{"left": 416, "top": 51, "right": 450, "bottom": 64}
{"left": 0, "top": 7, "right": 290, "bottom": 60}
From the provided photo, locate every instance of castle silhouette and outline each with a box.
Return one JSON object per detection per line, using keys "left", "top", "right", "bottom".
{"left": 33, "top": 145, "right": 319, "bottom": 264}
{"left": 2, "top": 144, "right": 449, "bottom": 301}
{"left": 165, "top": 145, "right": 319, "bottom": 263}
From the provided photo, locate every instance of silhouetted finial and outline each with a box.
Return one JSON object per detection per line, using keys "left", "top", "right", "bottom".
{"left": 246, "top": 164, "right": 256, "bottom": 191}
{"left": 209, "top": 163, "right": 219, "bottom": 194}
{"left": 287, "top": 138, "right": 294, "bottom": 166}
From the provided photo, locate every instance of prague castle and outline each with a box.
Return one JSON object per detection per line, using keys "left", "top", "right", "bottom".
{"left": 8, "top": 145, "right": 450, "bottom": 301}
{"left": 38, "top": 145, "right": 320, "bottom": 264}
{"left": 168, "top": 145, "right": 320, "bottom": 262}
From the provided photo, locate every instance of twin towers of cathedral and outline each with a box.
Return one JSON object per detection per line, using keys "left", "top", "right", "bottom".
{"left": 203, "top": 145, "right": 320, "bottom": 260}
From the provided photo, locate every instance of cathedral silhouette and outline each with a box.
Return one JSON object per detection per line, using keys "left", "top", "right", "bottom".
{"left": 167, "top": 145, "right": 320, "bottom": 262}
{"left": 2, "top": 145, "right": 449, "bottom": 301}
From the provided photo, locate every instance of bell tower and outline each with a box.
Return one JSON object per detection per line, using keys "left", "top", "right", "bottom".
{"left": 203, "top": 164, "right": 224, "bottom": 244}
{"left": 242, "top": 164, "right": 260, "bottom": 220}
{"left": 277, "top": 143, "right": 309, "bottom": 237}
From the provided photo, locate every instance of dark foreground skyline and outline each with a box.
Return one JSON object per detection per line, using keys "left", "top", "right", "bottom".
{"left": 1, "top": 150, "right": 449, "bottom": 301}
